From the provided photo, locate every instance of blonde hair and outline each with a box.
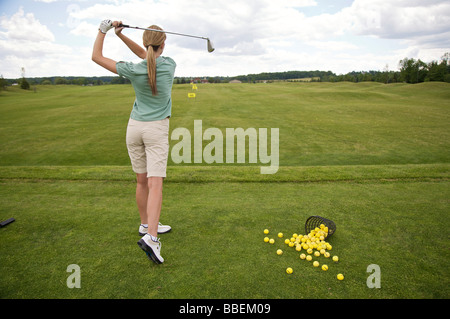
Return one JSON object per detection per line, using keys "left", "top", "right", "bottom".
{"left": 143, "top": 25, "right": 166, "bottom": 95}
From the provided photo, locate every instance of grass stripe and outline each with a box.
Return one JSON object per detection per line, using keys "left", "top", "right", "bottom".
{"left": 0, "top": 164, "right": 448, "bottom": 183}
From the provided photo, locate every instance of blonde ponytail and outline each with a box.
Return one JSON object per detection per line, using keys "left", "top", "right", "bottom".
{"left": 143, "top": 25, "right": 166, "bottom": 96}
{"left": 146, "top": 45, "right": 157, "bottom": 95}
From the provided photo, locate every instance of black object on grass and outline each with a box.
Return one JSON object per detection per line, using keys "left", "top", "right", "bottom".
{"left": 305, "top": 216, "right": 336, "bottom": 239}
{"left": 0, "top": 218, "right": 15, "bottom": 228}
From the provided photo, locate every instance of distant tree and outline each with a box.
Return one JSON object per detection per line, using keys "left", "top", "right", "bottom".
{"left": 382, "top": 64, "right": 391, "bottom": 84}
{"left": 441, "top": 52, "right": 449, "bottom": 66}
{"left": 20, "top": 77, "right": 30, "bottom": 90}
{"left": 55, "top": 77, "right": 68, "bottom": 85}
{"left": 111, "top": 77, "right": 125, "bottom": 84}
{"left": 0, "top": 75, "right": 6, "bottom": 90}
{"left": 426, "top": 60, "right": 447, "bottom": 82}
{"left": 428, "top": 53, "right": 450, "bottom": 83}
{"left": 20, "top": 67, "right": 30, "bottom": 90}
{"left": 399, "top": 58, "right": 428, "bottom": 83}
{"left": 399, "top": 58, "right": 415, "bottom": 83}
{"left": 74, "top": 78, "right": 87, "bottom": 85}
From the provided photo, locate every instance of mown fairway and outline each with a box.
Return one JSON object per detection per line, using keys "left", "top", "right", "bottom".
{"left": 1, "top": 82, "right": 449, "bottom": 166}
{"left": 0, "top": 82, "right": 449, "bottom": 299}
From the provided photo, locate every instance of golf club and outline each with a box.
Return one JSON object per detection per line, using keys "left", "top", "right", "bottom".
{"left": 0, "top": 217, "right": 15, "bottom": 228}
{"left": 119, "top": 24, "right": 215, "bottom": 53}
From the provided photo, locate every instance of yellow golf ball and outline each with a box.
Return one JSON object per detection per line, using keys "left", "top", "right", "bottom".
{"left": 337, "top": 274, "right": 344, "bottom": 280}
{"left": 264, "top": 229, "right": 269, "bottom": 234}
{"left": 306, "top": 255, "right": 312, "bottom": 261}
{"left": 324, "top": 252, "right": 330, "bottom": 258}
{"left": 278, "top": 232, "right": 283, "bottom": 238}
{"left": 322, "top": 264, "right": 328, "bottom": 271}
{"left": 307, "top": 248, "right": 313, "bottom": 254}
{"left": 286, "top": 267, "right": 293, "bottom": 274}
{"left": 300, "top": 253, "right": 306, "bottom": 260}
{"left": 314, "top": 251, "right": 320, "bottom": 257}
{"left": 264, "top": 237, "right": 269, "bottom": 243}
{"left": 284, "top": 239, "right": 290, "bottom": 244}
{"left": 269, "top": 239, "right": 275, "bottom": 244}
{"left": 277, "top": 249, "right": 283, "bottom": 255}
{"left": 313, "top": 261, "right": 320, "bottom": 267}
{"left": 332, "top": 255, "right": 339, "bottom": 262}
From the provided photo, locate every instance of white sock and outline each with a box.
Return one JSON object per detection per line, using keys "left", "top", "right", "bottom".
{"left": 143, "top": 234, "right": 159, "bottom": 244}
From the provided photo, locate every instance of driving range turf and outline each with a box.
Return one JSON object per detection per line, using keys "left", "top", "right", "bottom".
{"left": 0, "top": 82, "right": 449, "bottom": 299}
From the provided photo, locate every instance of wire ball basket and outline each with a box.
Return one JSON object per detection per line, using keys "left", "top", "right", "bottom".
{"left": 305, "top": 216, "right": 336, "bottom": 239}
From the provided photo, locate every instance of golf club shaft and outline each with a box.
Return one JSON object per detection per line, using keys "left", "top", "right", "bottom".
{"left": 120, "top": 24, "right": 208, "bottom": 41}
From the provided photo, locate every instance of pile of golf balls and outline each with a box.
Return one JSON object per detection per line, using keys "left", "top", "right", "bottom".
{"left": 263, "top": 225, "right": 344, "bottom": 281}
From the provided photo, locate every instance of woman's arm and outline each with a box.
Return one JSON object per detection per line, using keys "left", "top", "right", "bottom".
{"left": 91, "top": 20, "right": 118, "bottom": 74}
{"left": 115, "top": 23, "right": 147, "bottom": 60}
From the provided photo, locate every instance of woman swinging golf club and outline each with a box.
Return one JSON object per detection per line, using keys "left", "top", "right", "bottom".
{"left": 92, "top": 19, "right": 175, "bottom": 264}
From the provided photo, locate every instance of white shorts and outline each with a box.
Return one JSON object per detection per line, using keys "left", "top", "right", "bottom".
{"left": 126, "top": 118, "right": 170, "bottom": 178}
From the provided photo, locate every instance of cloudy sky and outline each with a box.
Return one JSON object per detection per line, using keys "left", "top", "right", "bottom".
{"left": 1, "top": 0, "right": 449, "bottom": 79}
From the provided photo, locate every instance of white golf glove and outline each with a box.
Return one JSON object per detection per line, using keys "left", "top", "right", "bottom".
{"left": 99, "top": 19, "right": 113, "bottom": 34}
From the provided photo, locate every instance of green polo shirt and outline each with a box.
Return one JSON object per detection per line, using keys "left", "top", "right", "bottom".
{"left": 116, "top": 56, "right": 176, "bottom": 121}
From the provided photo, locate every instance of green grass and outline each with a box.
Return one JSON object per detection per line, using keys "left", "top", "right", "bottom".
{"left": 0, "top": 82, "right": 449, "bottom": 299}
{"left": 1, "top": 82, "right": 449, "bottom": 166}
{"left": 0, "top": 166, "right": 448, "bottom": 299}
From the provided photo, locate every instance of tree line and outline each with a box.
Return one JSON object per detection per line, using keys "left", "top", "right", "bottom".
{"left": 0, "top": 75, "right": 131, "bottom": 88}
{"left": 1, "top": 53, "right": 449, "bottom": 90}
{"left": 231, "top": 53, "right": 449, "bottom": 84}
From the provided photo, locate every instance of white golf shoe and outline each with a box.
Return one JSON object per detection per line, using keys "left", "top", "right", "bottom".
{"left": 139, "top": 223, "right": 172, "bottom": 236}
{"left": 137, "top": 235, "right": 164, "bottom": 264}
{"left": 157, "top": 222, "right": 172, "bottom": 234}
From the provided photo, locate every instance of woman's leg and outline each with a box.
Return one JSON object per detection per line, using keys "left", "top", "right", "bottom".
{"left": 135, "top": 173, "right": 149, "bottom": 225}
{"left": 146, "top": 176, "right": 163, "bottom": 237}
{"left": 137, "top": 176, "right": 165, "bottom": 264}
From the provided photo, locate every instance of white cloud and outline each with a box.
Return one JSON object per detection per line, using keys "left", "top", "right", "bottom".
{"left": 69, "top": 0, "right": 319, "bottom": 53}
{"left": 346, "top": 0, "right": 450, "bottom": 41}
{"left": 338, "top": 0, "right": 450, "bottom": 65}
{"left": 0, "top": 7, "right": 54, "bottom": 42}
{"left": 0, "top": 7, "right": 74, "bottom": 77}
{"left": 69, "top": 21, "right": 98, "bottom": 38}
{"left": 306, "top": 40, "right": 359, "bottom": 51}
{"left": 66, "top": 0, "right": 450, "bottom": 50}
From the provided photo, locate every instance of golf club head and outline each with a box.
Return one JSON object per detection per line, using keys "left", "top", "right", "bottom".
{"left": 207, "top": 39, "right": 215, "bottom": 53}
